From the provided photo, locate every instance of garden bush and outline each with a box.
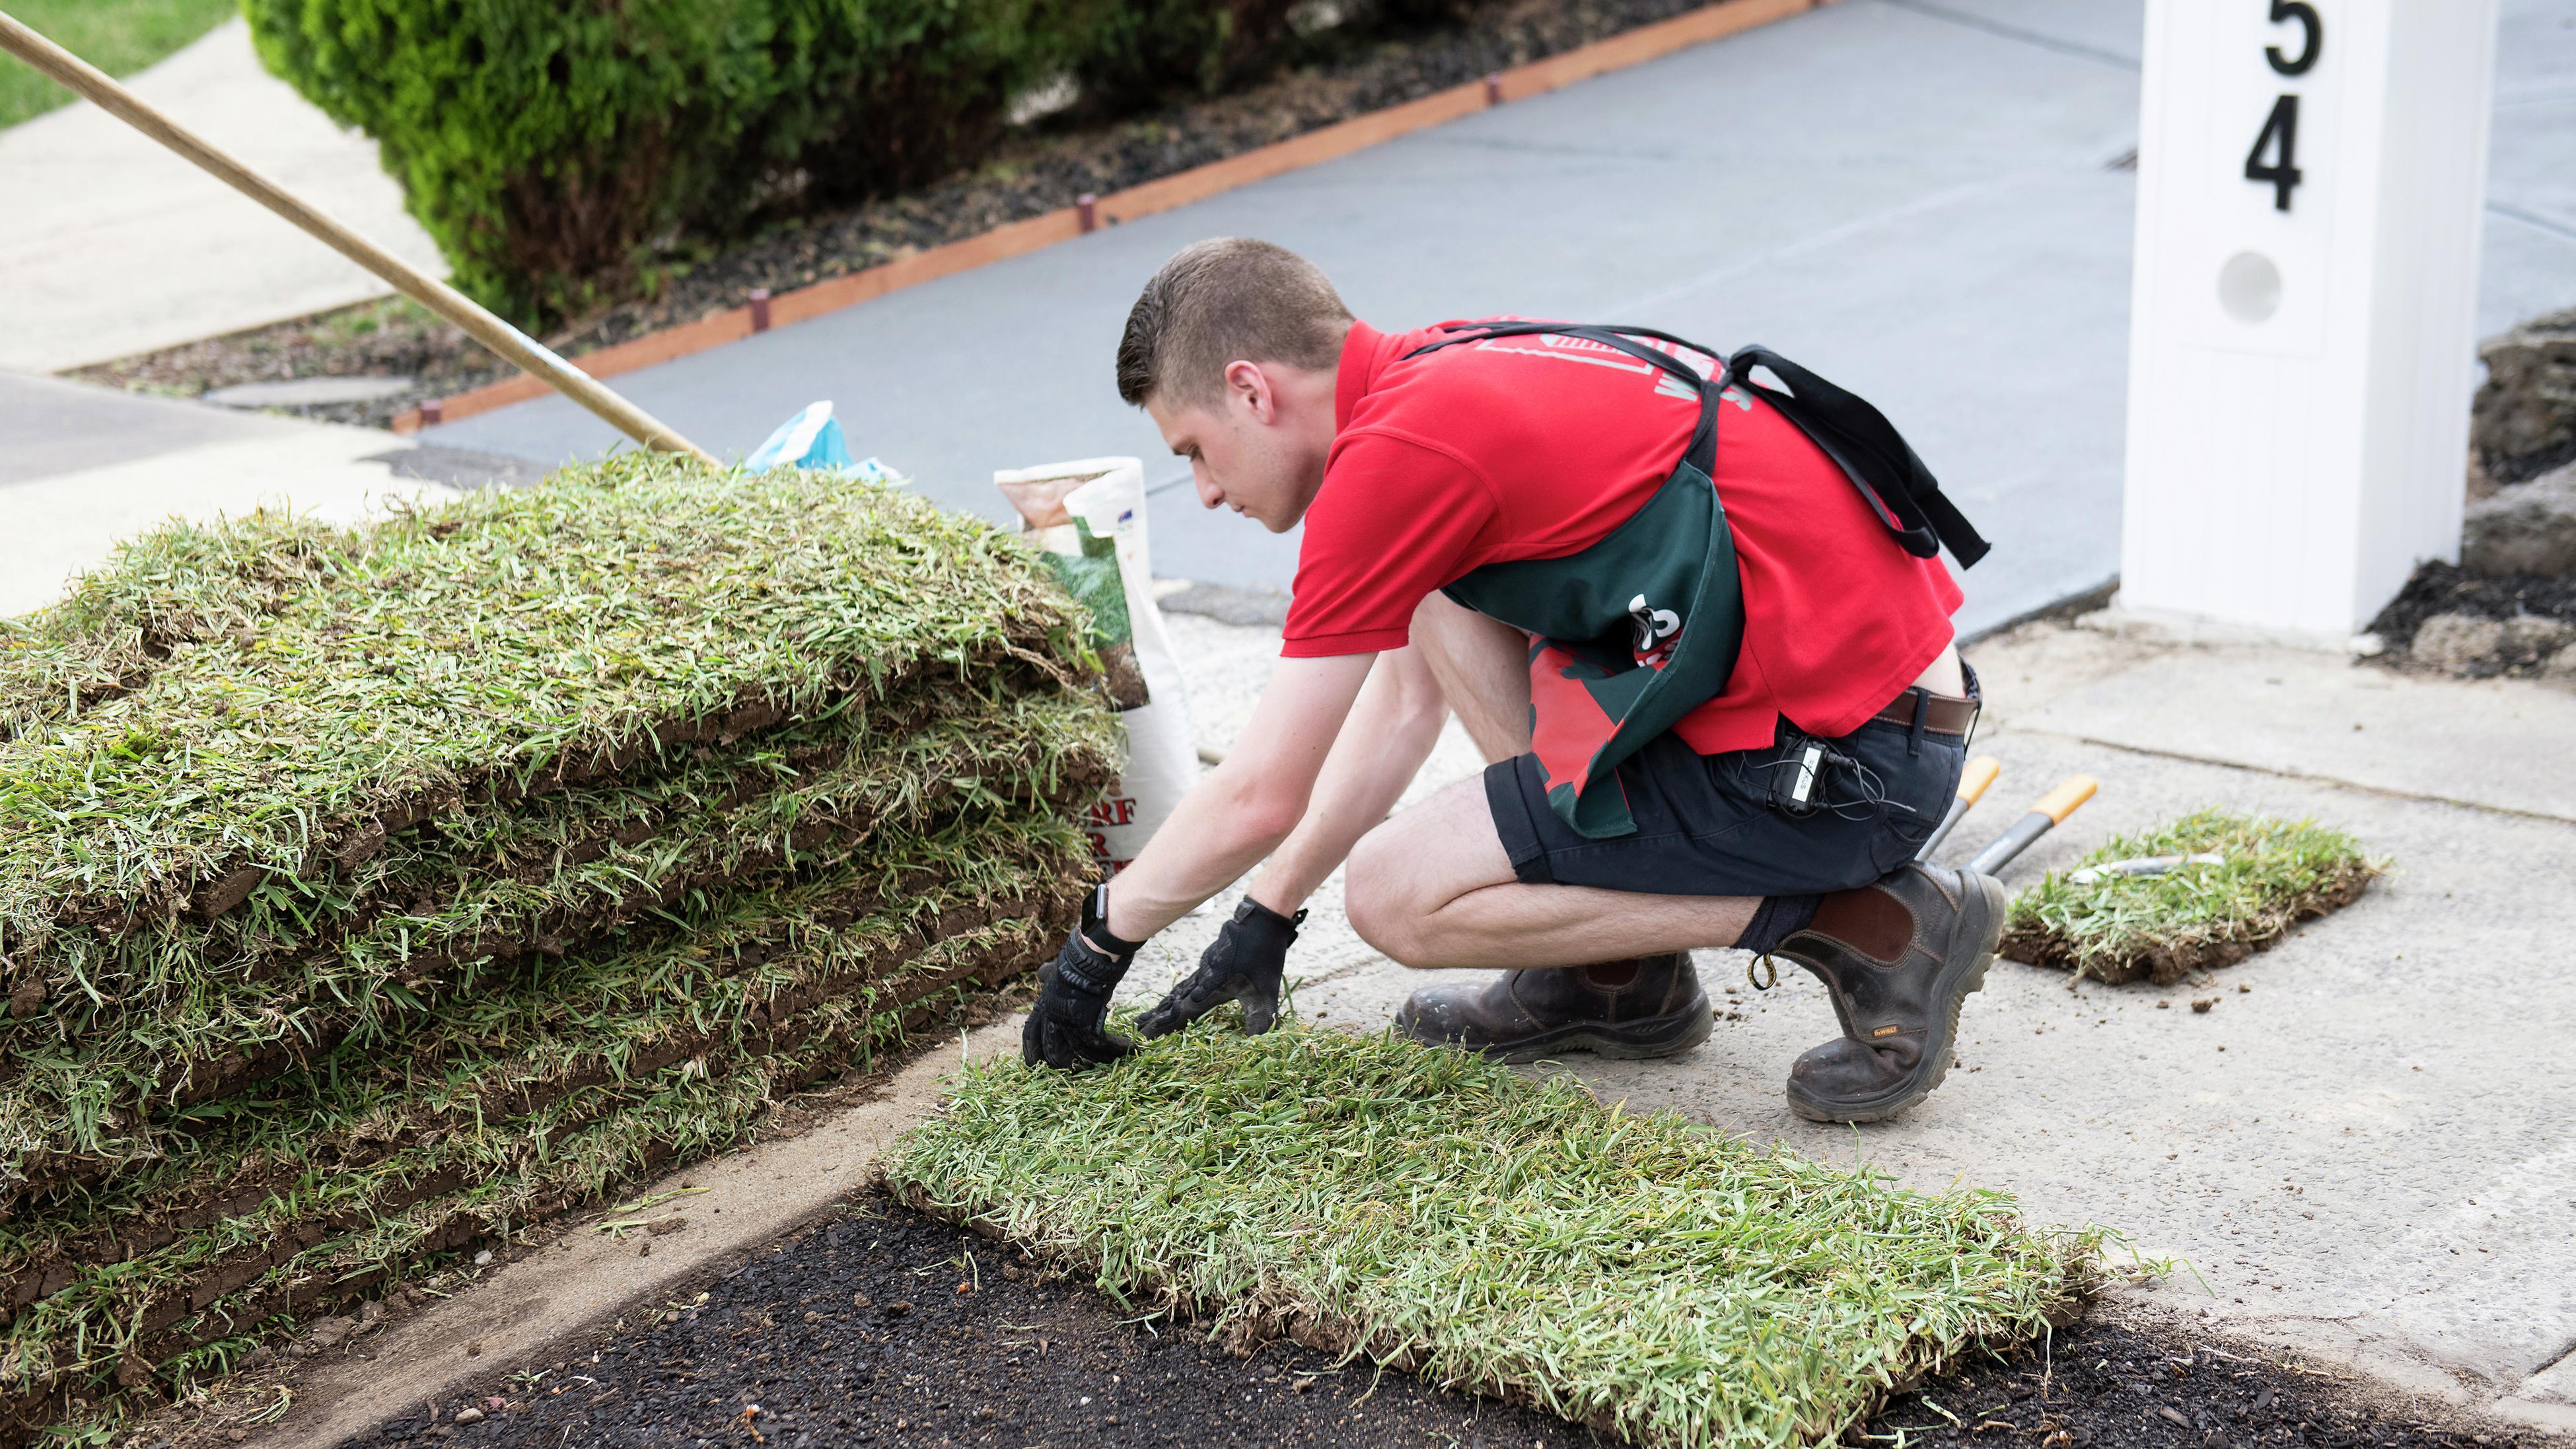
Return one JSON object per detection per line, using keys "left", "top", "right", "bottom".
{"left": 244, "top": 0, "right": 1509, "bottom": 324}
{"left": 244, "top": 0, "right": 1080, "bottom": 322}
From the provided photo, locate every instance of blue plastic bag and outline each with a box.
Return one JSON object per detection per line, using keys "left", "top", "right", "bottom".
{"left": 744, "top": 402, "right": 897, "bottom": 481}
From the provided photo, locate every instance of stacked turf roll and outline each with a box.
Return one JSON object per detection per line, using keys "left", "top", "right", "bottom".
{"left": 0, "top": 456, "right": 1116, "bottom": 1439}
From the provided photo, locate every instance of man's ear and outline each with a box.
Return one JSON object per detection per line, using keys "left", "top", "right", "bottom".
{"left": 1223, "top": 360, "right": 1275, "bottom": 424}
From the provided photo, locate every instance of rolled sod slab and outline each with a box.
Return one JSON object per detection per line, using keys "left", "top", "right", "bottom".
{"left": 0, "top": 805, "right": 1092, "bottom": 1218}
{"left": 0, "top": 671, "right": 1103, "bottom": 1031}
{"left": 0, "top": 905, "right": 1066, "bottom": 1421}
{"left": 1998, "top": 810, "right": 2382, "bottom": 987}
{"left": 0, "top": 452, "right": 1095, "bottom": 949}
{"left": 884, "top": 1026, "right": 2099, "bottom": 1449}
{"left": 1, "top": 990, "right": 1025, "bottom": 1444}
{"left": 0, "top": 689, "right": 1112, "bottom": 1166}
{"left": 0, "top": 816, "right": 1083, "bottom": 1259}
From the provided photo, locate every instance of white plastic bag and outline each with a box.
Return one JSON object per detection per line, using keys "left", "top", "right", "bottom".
{"left": 995, "top": 457, "right": 1197, "bottom": 877}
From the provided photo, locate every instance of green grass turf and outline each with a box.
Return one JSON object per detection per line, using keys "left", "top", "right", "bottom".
{"left": 0, "top": 507, "right": 343, "bottom": 745}
{"left": 0, "top": 812, "right": 1081, "bottom": 1244}
{"left": 1999, "top": 810, "right": 2380, "bottom": 987}
{"left": 0, "top": 454, "right": 1091, "bottom": 947}
{"left": 884, "top": 1025, "right": 2096, "bottom": 1448}
{"left": 1, "top": 682, "right": 1108, "bottom": 1049}
{"left": 0, "top": 904, "right": 1069, "bottom": 1410}
{"left": 5, "top": 967, "right": 1031, "bottom": 1431}
{"left": 0, "top": 0, "right": 240, "bottom": 131}
{"left": 0, "top": 796, "right": 1092, "bottom": 1215}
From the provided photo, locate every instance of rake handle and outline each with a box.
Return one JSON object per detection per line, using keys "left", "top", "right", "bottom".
{"left": 0, "top": 8, "right": 718, "bottom": 468}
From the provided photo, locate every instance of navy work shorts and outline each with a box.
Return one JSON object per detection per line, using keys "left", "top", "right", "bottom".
{"left": 1483, "top": 692, "right": 1972, "bottom": 900}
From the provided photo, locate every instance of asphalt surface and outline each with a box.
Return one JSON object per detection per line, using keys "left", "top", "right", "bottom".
{"left": 422, "top": 0, "right": 2576, "bottom": 639}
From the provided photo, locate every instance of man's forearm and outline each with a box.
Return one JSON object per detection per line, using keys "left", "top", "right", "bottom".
{"left": 1248, "top": 649, "right": 1449, "bottom": 914}
{"left": 1100, "top": 760, "right": 1305, "bottom": 940}
{"left": 1098, "top": 652, "right": 1376, "bottom": 944}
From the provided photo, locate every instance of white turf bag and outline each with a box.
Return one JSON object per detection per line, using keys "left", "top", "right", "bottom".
{"left": 995, "top": 457, "right": 1197, "bottom": 878}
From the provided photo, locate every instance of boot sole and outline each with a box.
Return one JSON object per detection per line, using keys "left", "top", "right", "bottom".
{"left": 1785, "top": 870, "right": 2008, "bottom": 1125}
{"left": 1406, "top": 996, "right": 1715, "bottom": 1065}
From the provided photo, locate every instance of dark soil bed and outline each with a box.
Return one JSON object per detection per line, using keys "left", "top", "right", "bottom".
{"left": 351, "top": 1192, "right": 1594, "bottom": 1449}
{"left": 2367, "top": 560, "right": 2576, "bottom": 659}
{"left": 202, "top": 1195, "right": 2538, "bottom": 1449}
{"left": 1873, "top": 1316, "right": 2535, "bottom": 1449}
{"left": 69, "top": 0, "right": 1738, "bottom": 429}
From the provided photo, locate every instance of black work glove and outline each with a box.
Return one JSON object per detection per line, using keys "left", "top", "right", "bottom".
{"left": 1023, "top": 886, "right": 1143, "bottom": 1071}
{"left": 1135, "top": 897, "right": 1306, "bottom": 1039}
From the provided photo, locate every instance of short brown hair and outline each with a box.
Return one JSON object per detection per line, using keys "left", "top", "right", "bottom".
{"left": 1116, "top": 238, "right": 1352, "bottom": 407}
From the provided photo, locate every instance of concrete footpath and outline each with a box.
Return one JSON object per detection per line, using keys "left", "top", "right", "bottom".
{"left": 421, "top": 0, "right": 2576, "bottom": 639}
{"left": 1151, "top": 610, "right": 2576, "bottom": 1432}
{"left": 254, "top": 609, "right": 2576, "bottom": 1443}
{"left": 0, "top": 374, "right": 470, "bottom": 616}
{"left": 0, "top": 17, "right": 444, "bottom": 373}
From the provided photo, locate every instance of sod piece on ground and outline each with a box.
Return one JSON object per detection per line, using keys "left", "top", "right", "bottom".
{"left": 1999, "top": 809, "right": 2381, "bottom": 986}
{"left": 885, "top": 1026, "right": 2093, "bottom": 1449}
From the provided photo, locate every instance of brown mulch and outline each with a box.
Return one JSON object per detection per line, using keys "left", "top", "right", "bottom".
{"left": 68, "top": 0, "right": 1734, "bottom": 430}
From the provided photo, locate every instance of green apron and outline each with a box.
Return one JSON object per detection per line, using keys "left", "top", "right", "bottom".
{"left": 1406, "top": 322, "right": 1990, "bottom": 841}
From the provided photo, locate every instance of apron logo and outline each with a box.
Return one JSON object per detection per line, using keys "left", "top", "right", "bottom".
{"left": 1628, "top": 592, "right": 1682, "bottom": 664}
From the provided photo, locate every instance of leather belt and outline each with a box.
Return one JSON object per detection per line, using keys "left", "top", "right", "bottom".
{"left": 1871, "top": 688, "right": 1979, "bottom": 736}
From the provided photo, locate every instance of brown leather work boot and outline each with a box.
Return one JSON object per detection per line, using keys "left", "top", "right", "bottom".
{"left": 1394, "top": 954, "right": 1711, "bottom": 1063}
{"left": 1775, "top": 863, "right": 2007, "bottom": 1123}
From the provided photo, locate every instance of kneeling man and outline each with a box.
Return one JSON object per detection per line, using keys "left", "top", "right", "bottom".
{"left": 1024, "top": 238, "right": 2001, "bottom": 1123}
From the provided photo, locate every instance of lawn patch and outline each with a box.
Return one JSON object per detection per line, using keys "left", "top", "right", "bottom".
{"left": 1999, "top": 810, "right": 2380, "bottom": 986}
{"left": 884, "top": 1025, "right": 2095, "bottom": 1448}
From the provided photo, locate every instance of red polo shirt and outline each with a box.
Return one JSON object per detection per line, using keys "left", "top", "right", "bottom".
{"left": 1279, "top": 319, "right": 1965, "bottom": 754}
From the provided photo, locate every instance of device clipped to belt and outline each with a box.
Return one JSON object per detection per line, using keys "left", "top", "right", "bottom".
{"left": 1759, "top": 729, "right": 1919, "bottom": 822}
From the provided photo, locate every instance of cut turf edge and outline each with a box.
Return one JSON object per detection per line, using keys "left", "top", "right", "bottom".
{"left": 1999, "top": 810, "right": 2385, "bottom": 987}
{"left": 883, "top": 1024, "right": 2114, "bottom": 1449}
{"left": 0, "top": 929, "right": 1062, "bottom": 1443}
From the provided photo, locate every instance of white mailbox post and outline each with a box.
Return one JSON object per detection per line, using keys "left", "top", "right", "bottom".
{"left": 2120, "top": 0, "right": 2502, "bottom": 641}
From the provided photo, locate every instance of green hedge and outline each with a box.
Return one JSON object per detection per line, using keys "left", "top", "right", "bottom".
{"left": 246, "top": 0, "right": 1078, "bottom": 322}
{"left": 247, "top": 0, "right": 1494, "bottom": 326}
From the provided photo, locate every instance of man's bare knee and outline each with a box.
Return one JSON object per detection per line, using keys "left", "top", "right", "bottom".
{"left": 1342, "top": 825, "right": 1429, "bottom": 963}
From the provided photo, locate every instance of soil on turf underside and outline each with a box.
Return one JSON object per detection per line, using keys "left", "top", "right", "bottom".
{"left": 231, "top": 1197, "right": 2538, "bottom": 1449}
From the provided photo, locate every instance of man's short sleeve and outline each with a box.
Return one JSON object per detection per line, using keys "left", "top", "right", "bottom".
{"left": 1280, "top": 432, "right": 1499, "bottom": 658}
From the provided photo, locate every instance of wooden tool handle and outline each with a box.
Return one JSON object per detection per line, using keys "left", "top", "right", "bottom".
{"left": 1956, "top": 756, "right": 2001, "bottom": 806}
{"left": 0, "top": 9, "right": 718, "bottom": 468}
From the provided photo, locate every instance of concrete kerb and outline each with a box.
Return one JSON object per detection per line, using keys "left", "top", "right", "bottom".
{"left": 234, "top": 606, "right": 2576, "bottom": 1442}
{"left": 245, "top": 1020, "right": 1031, "bottom": 1449}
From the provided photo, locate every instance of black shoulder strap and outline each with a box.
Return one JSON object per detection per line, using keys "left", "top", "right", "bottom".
{"left": 1404, "top": 322, "right": 1727, "bottom": 477}
{"left": 1402, "top": 322, "right": 1991, "bottom": 569}
{"left": 1725, "top": 345, "right": 1991, "bottom": 567}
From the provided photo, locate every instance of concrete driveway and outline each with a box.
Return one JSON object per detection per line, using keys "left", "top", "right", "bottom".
{"left": 422, "top": 0, "right": 2576, "bottom": 640}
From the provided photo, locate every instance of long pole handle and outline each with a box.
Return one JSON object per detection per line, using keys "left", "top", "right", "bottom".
{"left": 1914, "top": 754, "right": 2001, "bottom": 863}
{"left": 0, "top": 9, "right": 718, "bottom": 468}
{"left": 1964, "top": 775, "right": 2098, "bottom": 877}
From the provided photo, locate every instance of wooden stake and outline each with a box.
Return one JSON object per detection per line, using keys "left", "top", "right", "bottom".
{"left": 0, "top": 8, "right": 719, "bottom": 467}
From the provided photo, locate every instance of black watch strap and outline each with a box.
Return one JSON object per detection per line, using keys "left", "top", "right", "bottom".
{"left": 1081, "top": 885, "right": 1147, "bottom": 960}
